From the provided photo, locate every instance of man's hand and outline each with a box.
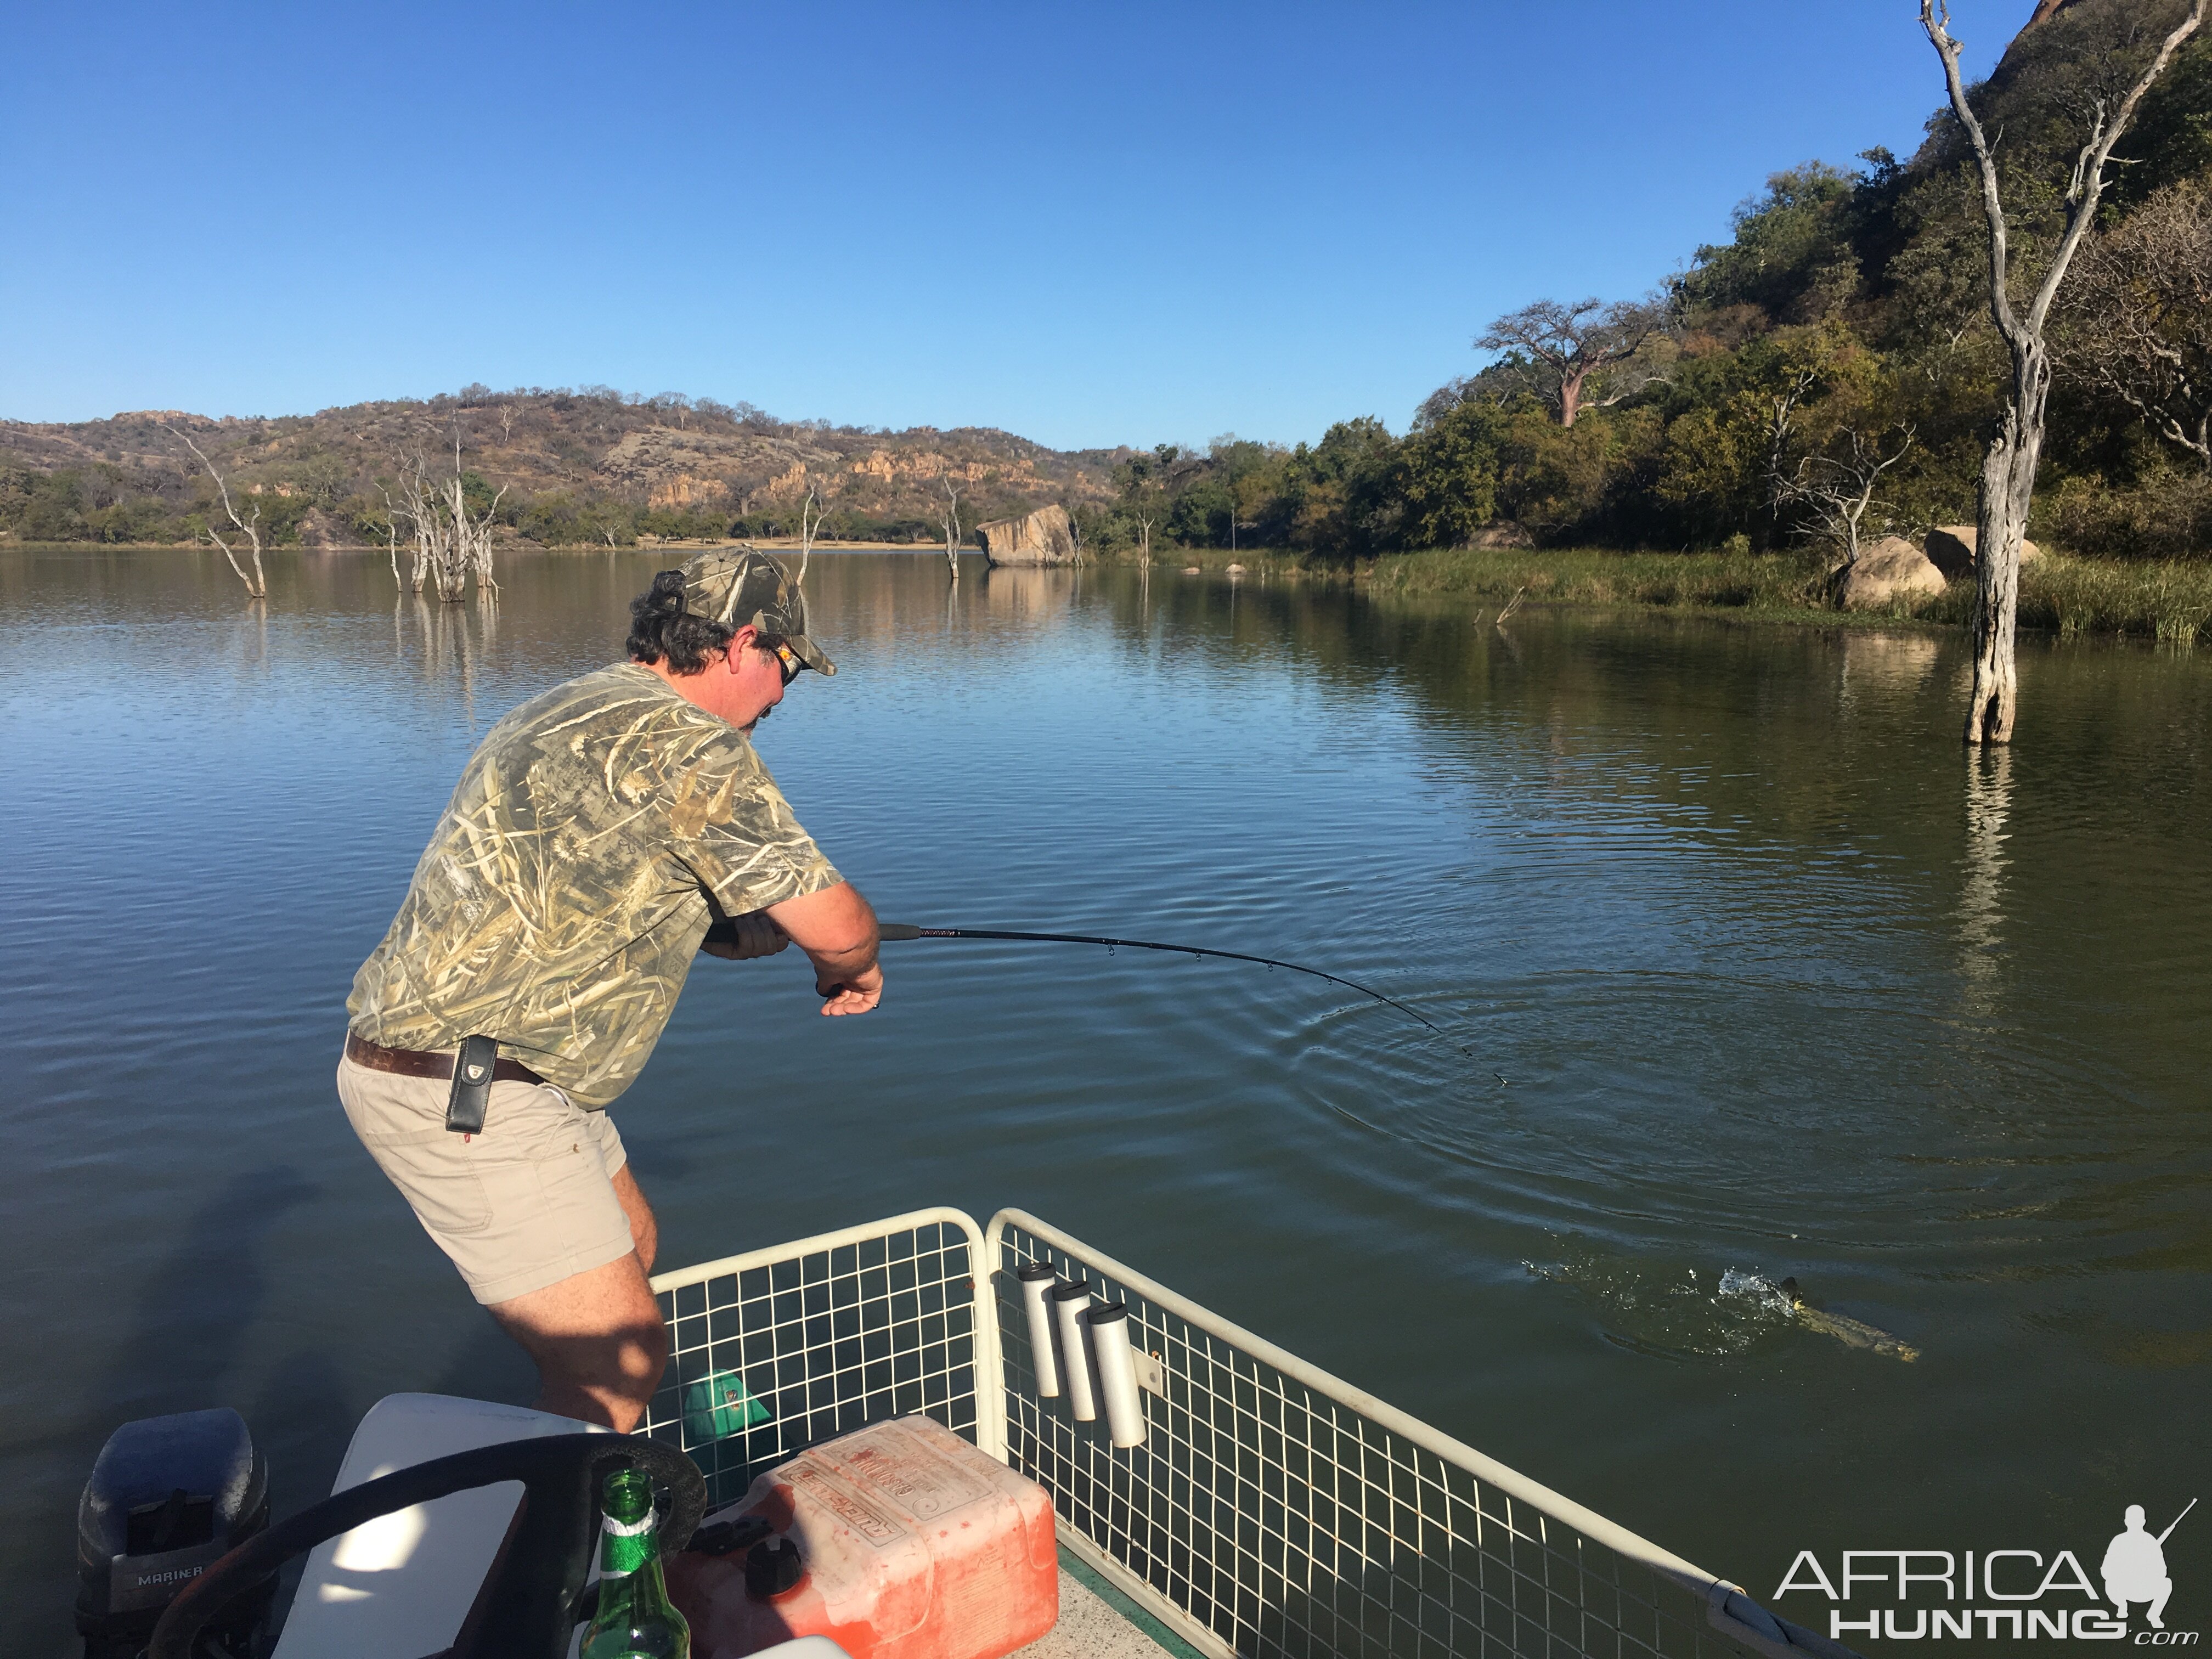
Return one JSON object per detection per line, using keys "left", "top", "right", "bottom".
{"left": 815, "top": 962, "right": 883, "bottom": 1017}
{"left": 700, "top": 911, "right": 791, "bottom": 961}
{"left": 765, "top": 882, "right": 884, "bottom": 1017}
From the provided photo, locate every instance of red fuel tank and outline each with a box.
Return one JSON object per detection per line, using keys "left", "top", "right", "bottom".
{"left": 664, "top": 1415, "right": 1058, "bottom": 1659}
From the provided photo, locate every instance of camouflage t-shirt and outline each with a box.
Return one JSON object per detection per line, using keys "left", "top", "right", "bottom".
{"left": 347, "top": 662, "right": 840, "bottom": 1107}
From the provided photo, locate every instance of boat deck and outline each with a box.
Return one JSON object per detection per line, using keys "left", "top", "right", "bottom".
{"left": 1017, "top": 1548, "right": 1194, "bottom": 1659}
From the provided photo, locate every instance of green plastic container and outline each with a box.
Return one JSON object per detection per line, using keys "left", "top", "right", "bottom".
{"left": 681, "top": 1371, "right": 770, "bottom": 1443}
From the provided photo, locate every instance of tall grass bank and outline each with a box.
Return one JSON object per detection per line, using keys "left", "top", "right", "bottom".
{"left": 1331, "top": 545, "right": 2212, "bottom": 643}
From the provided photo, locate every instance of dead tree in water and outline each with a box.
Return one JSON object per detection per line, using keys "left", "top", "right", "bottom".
{"left": 375, "top": 484, "right": 409, "bottom": 591}
{"left": 940, "top": 478, "right": 963, "bottom": 584}
{"left": 163, "top": 426, "right": 267, "bottom": 598}
{"left": 796, "top": 484, "right": 826, "bottom": 585}
{"left": 1921, "top": 0, "right": 2206, "bottom": 743}
{"left": 391, "top": 437, "right": 507, "bottom": 600}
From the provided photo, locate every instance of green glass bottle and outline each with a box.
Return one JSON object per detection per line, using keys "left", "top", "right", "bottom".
{"left": 581, "top": 1466, "right": 691, "bottom": 1659}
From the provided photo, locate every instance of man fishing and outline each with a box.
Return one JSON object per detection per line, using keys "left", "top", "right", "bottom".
{"left": 338, "top": 550, "right": 882, "bottom": 1431}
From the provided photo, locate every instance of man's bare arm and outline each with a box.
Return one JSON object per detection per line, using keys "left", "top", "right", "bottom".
{"left": 764, "top": 882, "right": 883, "bottom": 1015}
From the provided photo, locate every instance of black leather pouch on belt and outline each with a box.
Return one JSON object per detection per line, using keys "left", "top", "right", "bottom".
{"left": 446, "top": 1034, "right": 500, "bottom": 1134}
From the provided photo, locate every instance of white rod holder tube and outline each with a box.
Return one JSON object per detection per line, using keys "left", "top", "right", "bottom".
{"left": 1088, "top": 1301, "right": 1147, "bottom": 1448}
{"left": 1017, "top": 1263, "right": 1061, "bottom": 1398}
{"left": 1050, "top": 1279, "right": 1099, "bottom": 1421}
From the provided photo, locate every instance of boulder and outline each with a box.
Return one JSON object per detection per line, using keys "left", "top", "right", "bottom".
{"left": 1469, "top": 521, "right": 1536, "bottom": 550}
{"left": 978, "top": 504, "right": 1076, "bottom": 566}
{"left": 1838, "top": 535, "right": 1950, "bottom": 608}
{"left": 1926, "top": 523, "right": 2041, "bottom": 579}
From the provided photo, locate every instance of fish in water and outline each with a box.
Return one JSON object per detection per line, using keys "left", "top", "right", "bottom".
{"left": 1778, "top": 1277, "right": 1919, "bottom": 1362}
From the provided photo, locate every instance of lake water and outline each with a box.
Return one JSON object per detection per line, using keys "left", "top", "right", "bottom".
{"left": 2, "top": 548, "right": 2208, "bottom": 1654}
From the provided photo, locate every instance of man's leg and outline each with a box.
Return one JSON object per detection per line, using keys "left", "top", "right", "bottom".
{"left": 612, "top": 1164, "right": 658, "bottom": 1274}
{"left": 340, "top": 1056, "right": 669, "bottom": 1429}
{"left": 2149, "top": 1581, "right": 2171, "bottom": 1629}
{"left": 489, "top": 1249, "right": 666, "bottom": 1430}
{"left": 487, "top": 1164, "right": 665, "bottom": 1429}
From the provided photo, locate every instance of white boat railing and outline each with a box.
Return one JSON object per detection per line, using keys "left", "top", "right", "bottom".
{"left": 645, "top": 1207, "right": 998, "bottom": 1508}
{"left": 648, "top": 1206, "right": 1848, "bottom": 1659}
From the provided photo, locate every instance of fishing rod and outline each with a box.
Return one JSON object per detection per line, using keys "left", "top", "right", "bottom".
{"left": 707, "top": 917, "right": 1471, "bottom": 1058}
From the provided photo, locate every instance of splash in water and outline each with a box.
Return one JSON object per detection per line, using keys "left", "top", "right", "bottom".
{"left": 1526, "top": 1247, "right": 1920, "bottom": 1363}
{"left": 1722, "top": 1271, "right": 1920, "bottom": 1362}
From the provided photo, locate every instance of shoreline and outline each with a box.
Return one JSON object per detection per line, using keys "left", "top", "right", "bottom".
{"left": 8, "top": 539, "right": 2207, "bottom": 644}
{"left": 1103, "top": 544, "right": 2212, "bottom": 646}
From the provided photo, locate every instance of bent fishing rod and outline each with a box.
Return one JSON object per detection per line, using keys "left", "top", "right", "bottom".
{"left": 708, "top": 917, "right": 1471, "bottom": 1058}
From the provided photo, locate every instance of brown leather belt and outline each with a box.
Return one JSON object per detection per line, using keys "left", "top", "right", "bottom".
{"left": 345, "top": 1031, "right": 546, "bottom": 1087}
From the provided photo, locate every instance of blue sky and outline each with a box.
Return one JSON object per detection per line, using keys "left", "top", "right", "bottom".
{"left": 1, "top": 2, "right": 2017, "bottom": 450}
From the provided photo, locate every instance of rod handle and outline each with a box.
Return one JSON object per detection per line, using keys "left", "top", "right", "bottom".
{"left": 703, "top": 919, "right": 924, "bottom": 949}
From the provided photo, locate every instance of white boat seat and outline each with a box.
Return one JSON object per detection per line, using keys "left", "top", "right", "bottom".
{"left": 271, "top": 1392, "right": 609, "bottom": 1659}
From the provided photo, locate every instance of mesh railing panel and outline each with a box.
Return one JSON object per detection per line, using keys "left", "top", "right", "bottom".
{"left": 645, "top": 1212, "right": 984, "bottom": 1510}
{"left": 992, "top": 1217, "right": 1768, "bottom": 1659}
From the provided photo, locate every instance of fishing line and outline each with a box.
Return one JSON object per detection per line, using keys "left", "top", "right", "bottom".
{"left": 712, "top": 918, "right": 1477, "bottom": 1062}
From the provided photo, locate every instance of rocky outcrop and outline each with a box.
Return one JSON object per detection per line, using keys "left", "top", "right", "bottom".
{"left": 1838, "top": 535, "right": 1950, "bottom": 608}
{"left": 1925, "top": 524, "right": 2041, "bottom": 579}
{"left": 978, "top": 504, "right": 1076, "bottom": 566}
{"left": 1, "top": 397, "right": 1124, "bottom": 547}
{"left": 298, "top": 508, "right": 354, "bottom": 550}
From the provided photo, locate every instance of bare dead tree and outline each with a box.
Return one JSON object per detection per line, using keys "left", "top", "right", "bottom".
{"left": 1763, "top": 366, "right": 1824, "bottom": 509}
{"left": 940, "top": 478, "right": 963, "bottom": 584}
{"left": 797, "top": 483, "right": 827, "bottom": 585}
{"left": 1922, "top": 0, "right": 2206, "bottom": 743}
{"left": 1068, "top": 509, "right": 1086, "bottom": 565}
{"left": 498, "top": 403, "right": 519, "bottom": 444}
{"left": 162, "top": 425, "right": 268, "bottom": 599}
{"left": 1776, "top": 427, "right": 1917, "bottom": 570}
{"left": 1476, "top": 296, "right": 1671, "bottom": 427}
{"left": 1133, "top": 505, "right": 1156, "bottom": 563}
{"left": 2054, "top": 178, "right": 2212, "bottom": 471}
{"left": 375, "top": 483, "right": 411, "bottom": 591}
{"left": 390, "top": 437, "right": 507, "bottom": 601}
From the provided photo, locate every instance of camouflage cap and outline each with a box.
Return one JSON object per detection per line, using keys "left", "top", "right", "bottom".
{"left": 677, "top": 548, "right": 836, "bottom": 676}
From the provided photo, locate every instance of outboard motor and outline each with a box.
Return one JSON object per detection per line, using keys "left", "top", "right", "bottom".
{"left": 75, "top": 1408, "right": 272, "bottom": 1658}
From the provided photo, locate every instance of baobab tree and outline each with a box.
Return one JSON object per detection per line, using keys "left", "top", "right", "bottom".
{"left": 163, "top": 425, "right": 268, "bottom": 599}
{"left": 1921, "top": 0, "right": 2206, "bottom": 743}
{"left": 1476, "top": 295, "right": 1669, "bottom": 427}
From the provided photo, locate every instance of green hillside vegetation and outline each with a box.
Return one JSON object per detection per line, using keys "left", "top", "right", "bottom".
{"left": 1064, "top": 0, "right": 2211, "bottom": 572}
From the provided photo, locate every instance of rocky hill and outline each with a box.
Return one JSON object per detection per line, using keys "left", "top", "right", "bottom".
{"left": 0, "top": 386, "right": 1128, "bottom": 547}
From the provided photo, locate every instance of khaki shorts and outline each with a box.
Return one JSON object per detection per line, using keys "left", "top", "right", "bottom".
{"left": 337, "top": 1052, "right": 636, "bottom": 1306}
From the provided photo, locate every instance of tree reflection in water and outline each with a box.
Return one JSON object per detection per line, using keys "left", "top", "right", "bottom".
{"left": 1958, "top": 746, "right": 2015, "bottom": 1014}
